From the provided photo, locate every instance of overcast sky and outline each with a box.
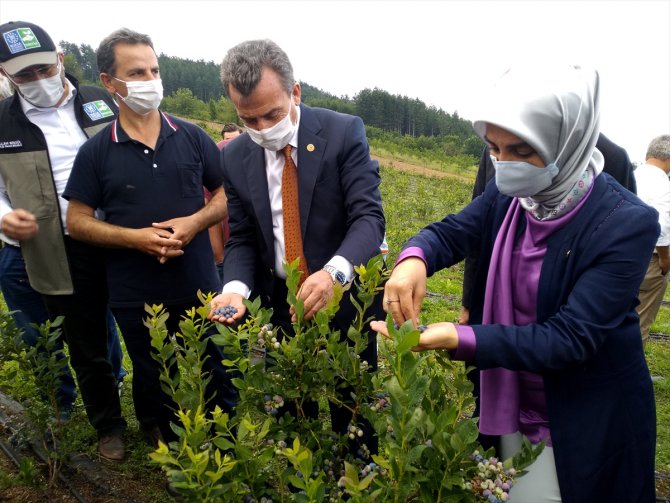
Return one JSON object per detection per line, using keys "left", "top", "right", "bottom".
{"left": 1, "top": 0, "right": 669, "bottom": 163}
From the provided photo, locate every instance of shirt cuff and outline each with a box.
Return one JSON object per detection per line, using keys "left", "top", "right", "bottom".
{"left": 326, "top": 255, "right": 355, "bottom": 283}
{"left": 0, "top": 213, "right": 19, "bottom": 247}
{"left": 396, "top": 246, "right": 427, "bottom": 267}
{"left": 451, "top": 325, "right": 476, "bottom": 361}
{"left": 221, "top": 280, "right": 251, "bottom": 299}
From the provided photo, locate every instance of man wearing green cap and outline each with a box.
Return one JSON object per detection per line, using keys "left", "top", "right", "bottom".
{"left": 0, "top": 20, "right": 127, "bottom": 462}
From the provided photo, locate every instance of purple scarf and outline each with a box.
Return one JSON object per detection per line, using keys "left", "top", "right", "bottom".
{"left": 479, "top": 198, "right": 524, "bottom": 435}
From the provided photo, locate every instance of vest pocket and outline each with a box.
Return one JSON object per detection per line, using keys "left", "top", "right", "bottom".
{"left": 1, "top": 152, "right": 57, "bottom": 219}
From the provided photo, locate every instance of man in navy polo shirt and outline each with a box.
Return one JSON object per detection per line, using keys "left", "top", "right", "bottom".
{"left": 64, "top": 28, "right": 236, "bottom": 447}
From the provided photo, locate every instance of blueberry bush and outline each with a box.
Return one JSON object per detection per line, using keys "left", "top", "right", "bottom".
{"left": 145, "top": 255, "right": 540, "bottom": 502}
{"left": 0, "top": 311, "right": 72, "bottom": 486}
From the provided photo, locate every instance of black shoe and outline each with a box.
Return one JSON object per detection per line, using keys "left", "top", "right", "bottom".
{"left": 142, "top": 425, "right": 165, "bottom": 449}
{"left": 99, "top": 433, "right": 125, "bottom": 462}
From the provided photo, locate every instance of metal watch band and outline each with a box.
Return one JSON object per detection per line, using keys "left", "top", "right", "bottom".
{"left": 322, "top": 264, "right": 346, "bottom": 286}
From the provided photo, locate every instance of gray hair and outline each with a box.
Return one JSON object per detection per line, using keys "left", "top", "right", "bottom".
{"left": 646, "top": 135, "right": 670, "bottom": 161}
{"left": 220, "top": 39, "right": 294, "bottom": 97}
{"left": 96, "top": 28, "right": 155, "bottom": 76}
{"left": 0, "top": 74, "right": 12, "bottom": 100}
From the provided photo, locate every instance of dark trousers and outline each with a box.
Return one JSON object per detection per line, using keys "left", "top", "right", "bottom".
{"left": 113, "top": 300, "right": 238, "bottom": 442}
{"left": 41, "top": 238, "right": 125, "bottom": 437}
{"left": 270, "top": 280, "right": 380, "bottom": 454}
{"left": 0, "top": 244, "right": 127, "bottom": 410}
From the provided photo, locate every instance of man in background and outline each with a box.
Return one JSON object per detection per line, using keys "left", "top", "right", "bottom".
{"left": 635, "top": 134, "right": 670, "bottom": 344}
{"left": 217, "top": 122, "right": 241, "bottom": 148}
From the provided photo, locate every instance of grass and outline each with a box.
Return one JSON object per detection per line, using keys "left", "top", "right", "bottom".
{"left": 648, "top": 285, "right": 670, "bottom": 473}
{"left": 646, "top": 339, "right": 670, "bottom": 472}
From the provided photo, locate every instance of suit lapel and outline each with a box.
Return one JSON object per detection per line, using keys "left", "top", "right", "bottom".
{"left": 244, "top": 142, "right": 274, "bottom": 256}
{"left": 296, "top": 106, "right": 326, "bottom": 234}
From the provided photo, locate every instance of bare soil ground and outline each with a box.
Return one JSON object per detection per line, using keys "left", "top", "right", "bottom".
{"left": 0, "top": 450, "right": 166, "bottom": 503}
{"left": 0, "top": 392, "right": 168, "bottom": 503}
{"left": 371, "top": 154, "right": 471, "bottom": 181}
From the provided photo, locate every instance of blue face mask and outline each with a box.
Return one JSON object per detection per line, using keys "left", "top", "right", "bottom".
{"left": 493, "top": 158, "right": 559, "bottom": 198}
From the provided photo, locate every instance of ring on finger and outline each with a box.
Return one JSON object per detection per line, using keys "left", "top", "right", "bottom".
{"left": 385, "top": 299, "right": 400, "bottom": 305}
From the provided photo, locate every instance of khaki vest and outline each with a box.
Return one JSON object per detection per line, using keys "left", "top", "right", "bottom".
{"left": 0, "top": 81, "right": 116, "bottom": 294}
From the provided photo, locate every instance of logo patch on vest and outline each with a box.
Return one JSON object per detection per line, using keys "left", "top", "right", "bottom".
{"left": 82, "top": 100, "right": 114, "bottom": 121}
{"left": 3, "top": 28, "right": 41, "bottom": 54}
{"left": 0, "top": 140, "right": 23, "bottom": 149}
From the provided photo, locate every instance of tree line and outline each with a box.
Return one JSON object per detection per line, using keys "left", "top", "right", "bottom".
{"left": 60, "top": 40, "right": 483, "bottom": 158}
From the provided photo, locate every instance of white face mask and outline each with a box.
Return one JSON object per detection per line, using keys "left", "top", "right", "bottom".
{"left": 15, "top": 62, "right": 64, "bottom": 108}
{"left": 113, "top": 77, "right": 163, "bottom": 115}
{"left": 246, "top": 99, "right": 297, "bottom": 151}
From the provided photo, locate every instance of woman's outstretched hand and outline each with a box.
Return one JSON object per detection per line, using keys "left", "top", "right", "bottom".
{"left": 370, "top": 320, "right": 459, "bottom": 351}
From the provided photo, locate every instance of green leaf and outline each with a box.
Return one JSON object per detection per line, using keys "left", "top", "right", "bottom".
{"left": 396, "top": 324, "right": 420, "bottom": 354}
{"left": 212, "top": 437, "right": 235, "bottom": 451}
{"left": 358, "top": 472, "right": 377, "bottom": 490}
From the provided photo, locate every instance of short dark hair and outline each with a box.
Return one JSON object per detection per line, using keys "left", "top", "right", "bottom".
{"left": 96, "top": 28, "right": 155, "bottom": 76}
{"left": 220, "top": 39, "right": 294, "bottom": 97}
{"left": 222, "top": 123, "right": 241, "bottom": 134}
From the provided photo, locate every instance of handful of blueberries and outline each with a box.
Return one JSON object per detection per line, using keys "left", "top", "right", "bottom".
{"left": 213, "top": 305, "right": 238, "bottom": 318}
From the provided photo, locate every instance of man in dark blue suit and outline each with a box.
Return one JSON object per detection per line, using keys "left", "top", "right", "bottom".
{"left": 209, "top": 39, "right": 385, "bottom": 446}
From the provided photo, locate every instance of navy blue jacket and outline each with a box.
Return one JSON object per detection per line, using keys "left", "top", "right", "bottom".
{"left": 408, "top": 173, "right": 657, "bottom": 502}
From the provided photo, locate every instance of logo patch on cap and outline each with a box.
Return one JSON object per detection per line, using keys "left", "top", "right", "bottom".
{"left": 3, "top": 28, "right": 41, "bottom": 54}
{"left": 83, "top": 100, "right": 114, "bottom": 121}
{"left": 0, "top": 140, "right": 23, "bottom": 149}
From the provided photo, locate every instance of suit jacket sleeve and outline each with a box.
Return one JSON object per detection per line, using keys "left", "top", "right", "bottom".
{"left": 220, "top": 146, "right": 261, "bottom": 290}
{"left": 327, "top": 114, "right": 385, "bottom": 267}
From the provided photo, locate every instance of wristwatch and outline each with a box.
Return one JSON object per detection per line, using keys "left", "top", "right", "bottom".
{"left": 322, "top": 264, "right": 347, "bottom": 286}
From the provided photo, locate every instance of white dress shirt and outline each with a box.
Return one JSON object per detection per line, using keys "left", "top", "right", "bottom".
{"left": 635, "top": 162, "right": 670, "bottom": 246}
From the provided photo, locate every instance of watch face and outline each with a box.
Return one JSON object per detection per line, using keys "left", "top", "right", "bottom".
{"left": 335, "top": 271, "right": 346, "bottom": 285}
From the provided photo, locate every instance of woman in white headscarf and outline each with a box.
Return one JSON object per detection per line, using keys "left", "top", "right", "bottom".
{"left": 373, "top": 65, "right": 657, "bottom": 502}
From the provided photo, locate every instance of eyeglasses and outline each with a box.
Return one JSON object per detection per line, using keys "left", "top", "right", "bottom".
{"left": 8, "top": 62, "right": 59, "bottom": 84}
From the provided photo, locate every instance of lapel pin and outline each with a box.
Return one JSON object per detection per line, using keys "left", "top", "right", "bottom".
{"left": 306, "top": 144, "right": 315, "bottom": 152}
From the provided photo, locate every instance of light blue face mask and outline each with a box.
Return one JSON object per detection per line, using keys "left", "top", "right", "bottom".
{"left": 493, "top": 158, "right": 559, "bottom": 198}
